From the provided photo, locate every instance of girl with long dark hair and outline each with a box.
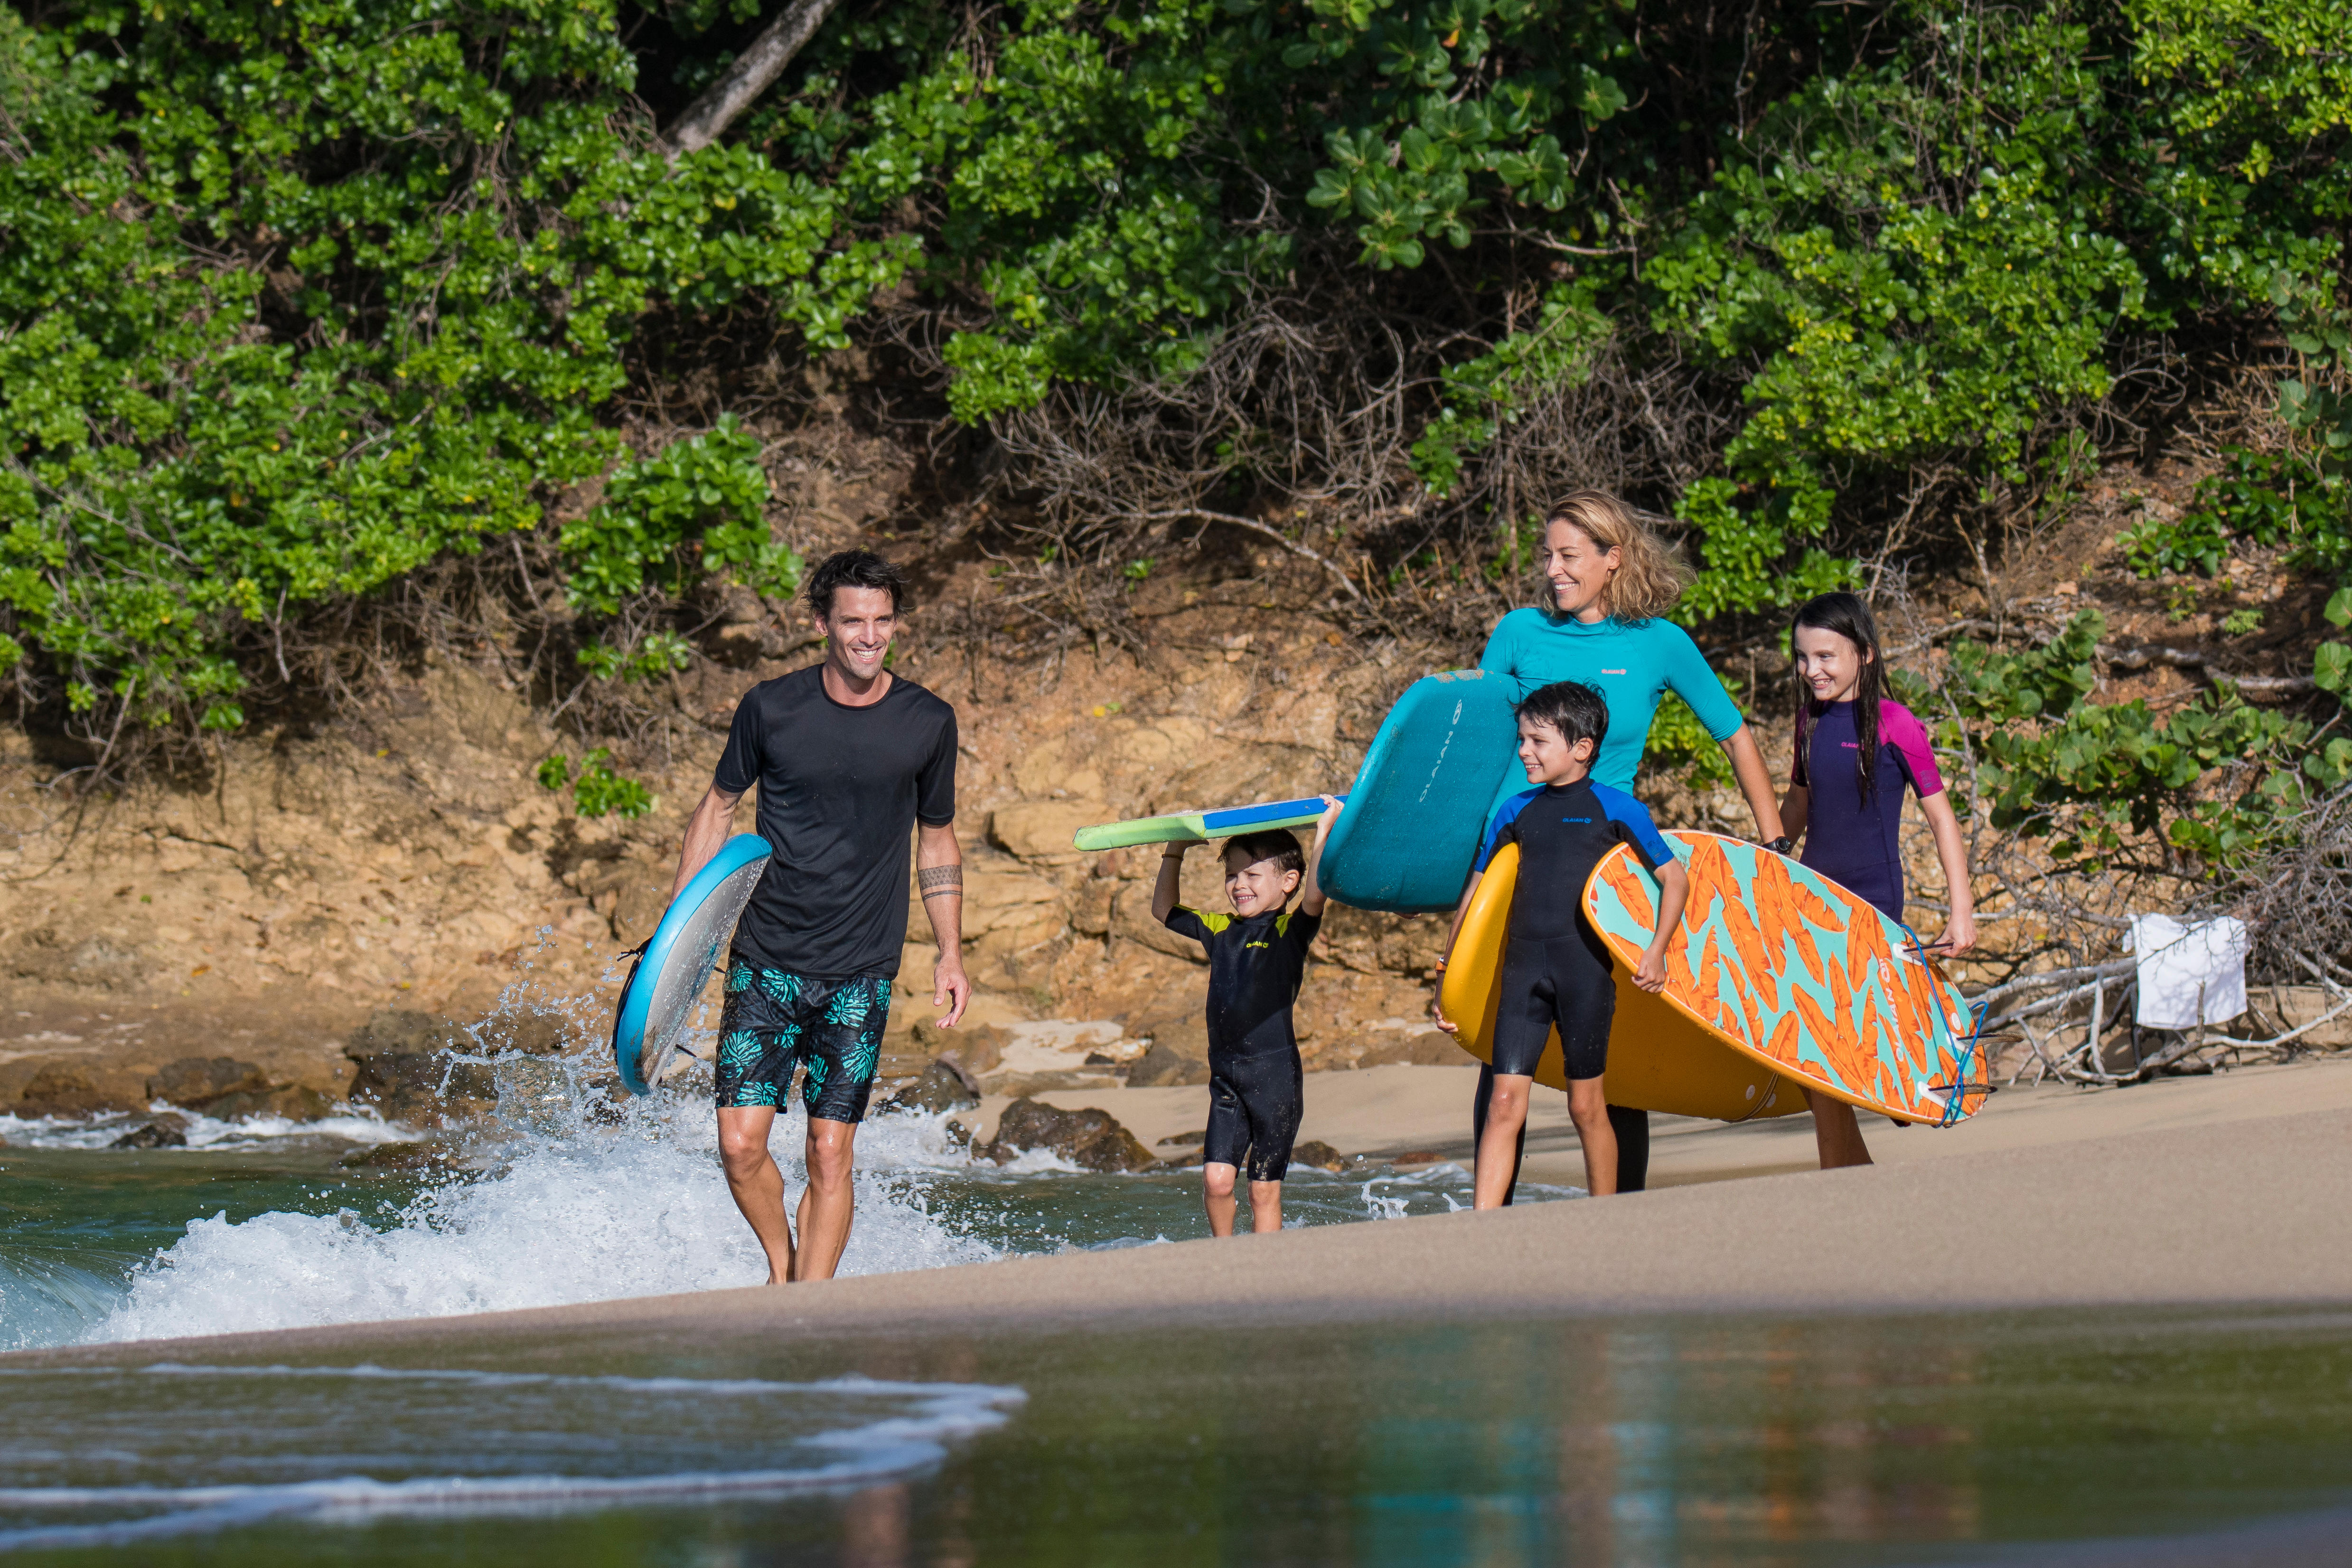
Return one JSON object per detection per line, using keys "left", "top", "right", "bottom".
{"left": 1781, "top": 592, "right": 1977, "bottom": 1168}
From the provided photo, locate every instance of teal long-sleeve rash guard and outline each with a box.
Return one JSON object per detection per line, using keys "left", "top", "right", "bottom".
{"left": 1476, "top": 609, "right": 1747, "bottom": 817}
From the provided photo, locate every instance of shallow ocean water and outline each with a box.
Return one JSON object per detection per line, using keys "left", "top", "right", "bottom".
{"left": 0, "top": 1064, "right": 1541, "bottom": 1352}
{"left": 6, "top": 1054, "right": 2349, "bottom": 1563}
{"left": 5, "top": 1306, "right": 2351, "bottom": 1564}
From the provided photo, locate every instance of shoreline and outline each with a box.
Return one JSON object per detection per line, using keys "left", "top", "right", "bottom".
{"left": 13, "top": 1082, "right": 2352, "bottom": 1369}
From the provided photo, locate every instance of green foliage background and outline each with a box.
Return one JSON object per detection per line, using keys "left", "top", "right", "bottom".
{"left": 2, "top": 0, "right": 2348, "bottom": 864}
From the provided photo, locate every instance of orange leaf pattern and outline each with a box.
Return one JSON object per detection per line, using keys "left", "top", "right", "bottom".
{"left": 1583, "top": 831, "right": 1981, "bottom": 1125}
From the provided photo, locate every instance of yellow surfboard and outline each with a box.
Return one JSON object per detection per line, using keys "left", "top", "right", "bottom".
{"left": 1437, "top": 840, "right": 1804, "bottom": 1121}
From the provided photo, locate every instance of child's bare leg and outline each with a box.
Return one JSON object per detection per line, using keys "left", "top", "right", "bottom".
{"left": 1805, "top": 1089, "right": 1874, "bottom": 1168}
{"left": 1474, "top": 1074, "right": 1534, "bottom": 1209}
{"left": 1203, "top": 1161, "right": 1240, "bottom": 1237}
{"left": 1247, "top": 1178, "right": 1284, "bottom": 1233}
{"left": 1565, "top": 1076, "right": 1619, "bottom": 1196}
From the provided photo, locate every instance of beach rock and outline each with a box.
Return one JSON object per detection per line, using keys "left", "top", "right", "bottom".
{"left": 142, "top": 1056, "right": 335, "bottom": 1123}
{"left": 338, "top": 1140, "right": 464, "bottom": 1175}
{"left": 1358, "top": 1029, "right": 1462, "bottom": 1068}
{"left": 884, "top": 1059, "right": 982, "bottom": 1115}
{"left": 919, "top": 1019, "right": 1003, "bottom": 1079}
{"left": 343, "top": 1010, "right": 497, "bottom": 1126}
{"left": 1290, "top": 1139, "right": 1347, "bottom": 1172}
{"left": 201, "top": 1084, "right": 337, "bottom": 1122}
{"left": 1156, "top": 1129, "right": 1205, "bottom": 1147}
{"left": 1125, "top": 1021, "right": 1211, "bottom": 1088}
{"left": 110, "top": 1113, "right": 190, "bottom": 1149}
{"left": 17, "top": 1061, "right": 146, "bottom": 1118}
{"left": 148, "top": 1056, "right": 271, "bottom": 1108}
{"left": 986, "top": 800, "right": 1106, "bottom": 862}
{"left": 982, "top": 1098, "right": 1156, "bottom": 1172}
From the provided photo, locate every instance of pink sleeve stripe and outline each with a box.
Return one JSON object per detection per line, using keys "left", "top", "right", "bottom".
{"left": 1880, "top": 701, "right": 1944, "bottom": 797}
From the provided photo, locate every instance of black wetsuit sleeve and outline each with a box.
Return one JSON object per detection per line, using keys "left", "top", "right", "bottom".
{"left": 1164, "top": 905, "right": 1216, "bottom": 946}
{"left": 1279, "top": 909, "right": 1321, "bottom": 957}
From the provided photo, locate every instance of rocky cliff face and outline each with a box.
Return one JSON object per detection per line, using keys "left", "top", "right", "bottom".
{"left": 0, "top": 560, "right": 1480, "bottom": 1121}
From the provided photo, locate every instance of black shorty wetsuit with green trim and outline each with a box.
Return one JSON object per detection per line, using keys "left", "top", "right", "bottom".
{"left": 1163, "top": 903, "right": 1321, "bottom": 1182}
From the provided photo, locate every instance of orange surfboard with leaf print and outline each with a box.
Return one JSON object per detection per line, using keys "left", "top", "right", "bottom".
{"left": 1583, "top": 831, "right": 1988, "bottom": 1126}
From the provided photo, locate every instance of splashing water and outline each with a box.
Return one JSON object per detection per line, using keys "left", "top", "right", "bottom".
{"left": 82, "top": 1073, "right": 1000, "bottom": 1346}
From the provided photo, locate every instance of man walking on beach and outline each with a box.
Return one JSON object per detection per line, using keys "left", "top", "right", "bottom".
{"left": 665, "top": 550, "right": 967, "bottom": 1284}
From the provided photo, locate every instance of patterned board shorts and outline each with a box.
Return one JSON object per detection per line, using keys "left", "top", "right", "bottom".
{"left": 713, "top": 963, "right": 892, "bottom": 1124}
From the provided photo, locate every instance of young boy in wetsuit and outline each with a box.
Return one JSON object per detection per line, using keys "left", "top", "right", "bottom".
{"left": 1151, "top": 799, "right": 1341, "bottom": 1236}
{"left": 1431, "top": 681, "right": 1689, "bottom": 1206}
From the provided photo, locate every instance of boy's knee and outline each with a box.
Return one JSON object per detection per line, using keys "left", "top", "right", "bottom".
{"left": 1485, "top": 1078, "right": 1532, "bottom": 1120}
{"left": 1202, "top": 1163, "right": 1237, "bottom": 1198}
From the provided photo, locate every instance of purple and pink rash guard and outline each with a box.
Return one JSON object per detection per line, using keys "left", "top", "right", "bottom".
{"left": 1790, "top": 698, "right": 1945, "bottom": 920}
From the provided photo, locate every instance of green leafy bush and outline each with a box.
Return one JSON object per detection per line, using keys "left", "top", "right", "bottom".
{"left": 536, "top": 749, "right": 655, "bottom": 820}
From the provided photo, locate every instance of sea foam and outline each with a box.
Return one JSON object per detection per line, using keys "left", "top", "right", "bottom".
{"left": 82, "top": 1067, "right": 1003, "bottom": 1345}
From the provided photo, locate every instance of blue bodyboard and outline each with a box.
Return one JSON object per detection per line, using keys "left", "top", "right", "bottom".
{"left": 610, "top": 833, "right": 772, "bottom": 1096}
{"left": 1318, "top": 669, "right": 1518, "bottom": 914}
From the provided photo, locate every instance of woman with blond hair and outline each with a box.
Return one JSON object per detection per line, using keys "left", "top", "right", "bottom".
{"left": 1461, "top": 490, "right": 1789, "bottom": 1195}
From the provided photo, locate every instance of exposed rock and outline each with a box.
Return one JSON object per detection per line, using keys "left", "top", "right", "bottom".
{"left": 201, "top": 1084, "right": 337, "bottom": 1121}
{"left": 920, "top": 1020, "right": 1004, "bottom": 1079}
{"left": 1156, "top": 1129, "right": 1205, "bottom": 1147}
{"left": 143, "top": 1055, "right": 336, "bottom": 1123}
{"left": 981, "top": 1098, "right": 1156, "bottom": 1172}
{"left": 1290, "top": 1139, "right": 1347, "bottom": 1172}
{"left": 1111, "top": 885, "right": 1212, "bottom": 962}
{"left": 1125, "top": 1020, "right": 1212, "bottom": 1088}
{"left": 343, "top": 1009, "right": 498, "bottom": 1126}
{"left": 110, "top": 1113, "right": 190, "bottom": 1149}
{"left": 987, "top": 799, "right": 1107, "bottom": 862}
{"left": 883, "top": 1059, "right": 982, "bottom": 1115}
{"left": 1357, "top": 1029, "right": 1464, "bottom": 1068}
{"left": 18, "top": 1061, "right": 146, "bottom": 1118}
{"left": 7, "top": 926, "right": 142, "bottom": 990}
{"left": 148, "top": 1056, "right": 271, "bottom": 1107}
{"left": 337, "top": 1140, "right": 465, "bottom": 1175}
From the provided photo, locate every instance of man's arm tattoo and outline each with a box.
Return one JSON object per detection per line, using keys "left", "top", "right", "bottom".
{"left": 919, "top": 864, "right": 964, "bottom": 902}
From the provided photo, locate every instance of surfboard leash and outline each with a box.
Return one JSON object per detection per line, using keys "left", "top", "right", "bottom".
{"left": 1896, "top": 916, "right": 1996, "bottom": 1127}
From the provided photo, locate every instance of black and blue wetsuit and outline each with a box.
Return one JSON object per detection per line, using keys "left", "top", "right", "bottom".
{"left": 1163, "top": 903, "right": 1321, "bottom": 1182}
{"left": 1474, "top": 778, "right": 1672, "bottom": 1082}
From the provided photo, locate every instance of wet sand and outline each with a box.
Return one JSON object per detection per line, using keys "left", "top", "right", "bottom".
{"left": 14, "top": 1074, "right": 2352, "bottom": 1370}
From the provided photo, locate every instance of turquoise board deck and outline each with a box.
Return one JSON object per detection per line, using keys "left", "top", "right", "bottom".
{"left": 1318, "top": 669, "right": 1518, "bottom": 914}
{"left": 1072, "top": 796, "right": 1338, "bottom": 852}
{"left": 610, "top": 833, "right": 771, "bottom": 1097}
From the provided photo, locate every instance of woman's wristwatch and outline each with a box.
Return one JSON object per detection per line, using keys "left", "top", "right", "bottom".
{"left": 1763, "top": 836, "right": 1794, "bottom": 856}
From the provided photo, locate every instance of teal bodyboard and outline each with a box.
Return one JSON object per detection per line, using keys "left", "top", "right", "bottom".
{"left": 1073, "top": 796, "right": 1336, "bottom": 852}
{"left": 1318, "top": 669, "right": 1518, "bottom": 913}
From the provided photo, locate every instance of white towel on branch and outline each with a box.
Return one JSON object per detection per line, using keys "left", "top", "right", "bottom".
{"left": 2126, "top": 914, "right": 2250, "bottom": 1028}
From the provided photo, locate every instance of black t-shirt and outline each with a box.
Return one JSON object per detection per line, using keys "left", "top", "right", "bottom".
{"left": 1162, "top": 904, "right": 1321, "bottom": 1059}
{"left": 712, "top": 666, "right": 957, "bottom": 978}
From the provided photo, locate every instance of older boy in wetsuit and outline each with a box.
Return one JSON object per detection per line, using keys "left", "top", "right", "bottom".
{"left": 1151, "top": 800, "right": 1341, "bottom": 1235}
{"left": 1432, "top": 681, "right": 1689, "bottom": 1204}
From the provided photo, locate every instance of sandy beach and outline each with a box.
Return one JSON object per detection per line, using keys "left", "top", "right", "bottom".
{"left": 983, "top": 1051, "right": 2352, "bottom": 1182}
{"left": 15, "top": 1058, "right": 2352, "bottom": 1371}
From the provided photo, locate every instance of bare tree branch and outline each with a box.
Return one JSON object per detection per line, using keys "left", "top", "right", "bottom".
{"left": 661, "top": 0, "right": 844, "bottom": 159}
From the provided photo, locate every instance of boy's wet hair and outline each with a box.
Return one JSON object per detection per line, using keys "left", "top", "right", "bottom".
{"left": 1516, "top": 679, "right": 1610, "bottom": 751}
{"left": 1221, "top": 828, "right": 1305, "bottom": 884}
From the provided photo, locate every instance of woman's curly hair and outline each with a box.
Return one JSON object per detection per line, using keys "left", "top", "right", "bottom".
{"left": 1545, "top": 490, "right": 1693, "bottom": 623}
